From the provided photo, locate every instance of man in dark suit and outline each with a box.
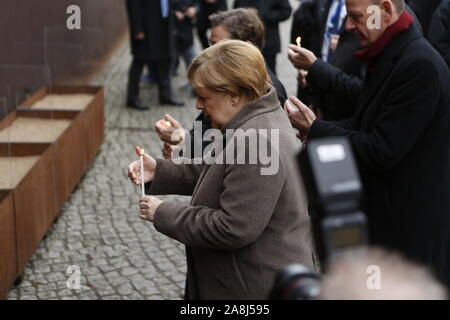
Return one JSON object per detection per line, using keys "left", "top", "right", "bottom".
{"left": 234, "top": 0, "right": 292, "bottom": 74}
{"left": 428, "top": 0, "right": 450, "bottom": 68}
{"left": 288, "top": 3, "right": 422, "bottom": 120}
{"left": 406, "top": 0, "right": 442, "bottom": 37}
{"left": 286, "top": 0, "right": 450, "bottom": 288}
{"left": 196, "top": 0, "right": 228, "bottom": 49}
{"left": 290, "top": 0, "right": 363, "bottom": 120}
{"left": 290, "top": 0, "right": 333, "bottom": 107}
{"left": 125, "top": 0, "right": 183, "bottom": 110}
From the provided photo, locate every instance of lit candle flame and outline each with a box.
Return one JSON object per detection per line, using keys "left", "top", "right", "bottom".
{"left": 296, "top": 36, "right": 302, "bottom": 47}
{"left": 158, "top": 120, "right": 172, "bottom": 128}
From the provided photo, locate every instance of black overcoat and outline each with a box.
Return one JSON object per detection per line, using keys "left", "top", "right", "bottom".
{"left": 234, "top": 0, "right": 292, "bottom": 55}
{"left": 428, "top": 0, "right": 450, "bottom": 68}
{"left": 125, "top": 0, "right": 176, "bottom": 60}
{"left": 308, "top": 25, "right": 450, "bottom": 287}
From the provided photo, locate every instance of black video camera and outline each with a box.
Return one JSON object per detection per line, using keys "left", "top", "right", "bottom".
{"left": 270, "top": 137, "right": 369, "bottom": 299}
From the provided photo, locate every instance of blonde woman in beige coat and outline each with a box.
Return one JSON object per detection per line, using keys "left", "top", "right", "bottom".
{"left": 128, "top": 40, "right": 316, "bottom": 299}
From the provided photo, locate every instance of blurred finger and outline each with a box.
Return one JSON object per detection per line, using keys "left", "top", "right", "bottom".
{"left": 164, "top": 114, "right": 181, "bottom": 128}
{"left": 285, "top": 99, "right": 297, "bottom": 114}
{"left": 288, "top": 44, "right": 302, "bottom": 53}
{"left": 288, "top": 48, "right": 298, "bottom": 59}
{"left": 289, "top": 96, "right": 311, "bottom": 117}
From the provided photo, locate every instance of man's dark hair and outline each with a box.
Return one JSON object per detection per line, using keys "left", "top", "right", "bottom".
{"left": 209, "top": 8, "right": 266, "bottom": 50}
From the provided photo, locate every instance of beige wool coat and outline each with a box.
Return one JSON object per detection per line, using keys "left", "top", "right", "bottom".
{"left": 148, "top": 87, "right": 316, "bottom": 299}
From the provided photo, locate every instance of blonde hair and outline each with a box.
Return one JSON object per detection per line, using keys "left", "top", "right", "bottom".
{"left": 187, "top": 39, "right": 272, "bottom": 101}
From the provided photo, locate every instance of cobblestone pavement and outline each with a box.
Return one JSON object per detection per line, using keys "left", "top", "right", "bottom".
{"left": 7, "top": 3, "right": 297, "bottom": 300}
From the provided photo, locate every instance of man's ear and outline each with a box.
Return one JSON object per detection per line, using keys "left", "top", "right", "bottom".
{"left": 380, "top": 0, "right": 395, "bottom": 22}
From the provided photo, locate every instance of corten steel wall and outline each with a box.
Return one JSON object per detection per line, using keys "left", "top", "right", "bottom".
{"left": 0, "top": 0, "right": 128, "bottom": 121}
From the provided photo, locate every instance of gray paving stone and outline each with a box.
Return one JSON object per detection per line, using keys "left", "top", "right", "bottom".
{"left": 117, "top": 283, "right": 134, "bottom": 296}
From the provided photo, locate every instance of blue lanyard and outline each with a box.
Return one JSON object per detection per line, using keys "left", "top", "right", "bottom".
{"left": 328, "top": 0, "right": 344, "bottom": 35}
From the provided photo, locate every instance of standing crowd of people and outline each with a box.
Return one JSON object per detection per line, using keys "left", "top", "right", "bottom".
{"left": 126, "top": 0, "right": 450, "bottom": 299}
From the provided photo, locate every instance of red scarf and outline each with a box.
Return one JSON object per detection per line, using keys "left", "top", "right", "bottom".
{"left": 354, "top": 10, "right": 414, "bottom": 68}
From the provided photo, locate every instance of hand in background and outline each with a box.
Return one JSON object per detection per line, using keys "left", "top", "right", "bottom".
{"left": 297, "top": 69, "right": 309, "bottom": 88}
{"left": 134, "top": 32, "right": 145, "bottom": 40}
{"left": 185, "top": 7, "right": 197, "bottom": 19}
{"left": 175, "top": 10, "right": 185, "bottom": 20}
{"left": 330, "top": 34, "right": 340, "bottom": 53}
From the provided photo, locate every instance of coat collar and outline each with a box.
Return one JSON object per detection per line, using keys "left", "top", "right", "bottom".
{"left": 356, "top": 23, "right": 422, "bottom": 115}
{"left": 354, "top": 11, "right": 414, "bottom": 69}
{"left": 221, "top": 86, "right": 280, "bottom": 132}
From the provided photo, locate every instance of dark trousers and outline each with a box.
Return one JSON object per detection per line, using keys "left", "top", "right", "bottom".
{"left": 127, "top": 58, "right": 172, "bottom": 103}
{"left": 197, "top": 22, "right": 210, "bottom": 49}
{"left": 264, "top": 54, "right": 277, "bottom": 75}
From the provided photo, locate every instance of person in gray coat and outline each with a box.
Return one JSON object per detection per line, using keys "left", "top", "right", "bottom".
{"left": 128, "top": 40, "right": 317, "bottom": 299}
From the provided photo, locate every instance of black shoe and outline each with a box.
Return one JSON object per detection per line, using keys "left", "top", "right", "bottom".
{"left": 159, "top": 98, "right": 185, "bottom": 107}
{"left": 127, "top": 100, "right": 149, "bottom": 111}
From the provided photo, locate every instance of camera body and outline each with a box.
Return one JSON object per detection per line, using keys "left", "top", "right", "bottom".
{"left": 270, "top": 137, "right": 369, "bottom": 299}
{"left": 300, "top": 137, "right": 368, "bottom": 264}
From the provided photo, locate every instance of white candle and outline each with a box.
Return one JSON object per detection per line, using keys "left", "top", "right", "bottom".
{"left": 140, "top": 148, "right": 145, "bottom": 198}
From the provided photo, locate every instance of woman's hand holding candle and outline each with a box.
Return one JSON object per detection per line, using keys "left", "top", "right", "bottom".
{"left": 128, "top": 147, "right": 157, "bottom": 185}
{"left": 139, "top": 196, "right": 164, "bottom": 223}
{"left": 155, "top": 114, "right": 185, "bottom": 145}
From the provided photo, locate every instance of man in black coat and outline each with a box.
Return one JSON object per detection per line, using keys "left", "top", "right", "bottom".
{"left": 290, "top": 0, "right": 332, "bottom": 107}
{"left": 286, "top": 0, "right": 450, "bottom": 288}
{"left": 290, "top": 0, "right": 331, "bottom": 61}
{"left": 234, "top": 0, "right": 292, "bottom": 74}
{"left": 289, "top": 2, "right": 422, "bottom": 121}
{"left": 290, "top": 0, "right": 363, "bottom": 120}
{"left": 173, "top": 0, "right": 200, "bottom": 70}
{"left": 428, "top": 0, "right": 450, "bottom": 68}
{"left": 125, "top": 0, "right": 183, "bottom": 110}
{"left": 197, "top": 0, "right": 228, "bottom": 49}
{"left": 406, "top": 0, "right": 442, "bottom": 37}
